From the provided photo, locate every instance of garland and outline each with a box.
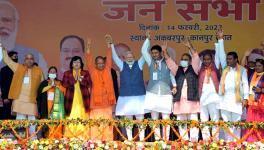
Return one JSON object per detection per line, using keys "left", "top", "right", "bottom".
{"left": 1, "top": 119, "right": 264, "bottom": 129}
{"left": 1, "top": 119, "right": 264, "bottom": 146}
{"left": 0, "top": 138, "right": 264, "bottom": 150}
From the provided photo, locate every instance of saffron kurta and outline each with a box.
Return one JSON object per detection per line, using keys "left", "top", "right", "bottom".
{"left": 85, "top": 48, "right": 116, "bottom": 141}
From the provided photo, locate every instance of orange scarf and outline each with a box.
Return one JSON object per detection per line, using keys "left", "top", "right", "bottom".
{"left": 220, "top": 64, "right": 241, "bottom": 102}
{"left": 249, "top": 72, "right": 264, "bottom": 106}
{"left": 205, "top": 67, "right": 212, "bottom": 84}
{"left": 9, "top": 65, "right": 42, "bottom": 102}
{"left": 42, "top": 80, "right": 65, "bottom": 116}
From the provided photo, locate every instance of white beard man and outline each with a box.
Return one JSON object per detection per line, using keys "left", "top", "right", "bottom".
{"left": 0, "top": 1, "right": 47, "bottom": 74}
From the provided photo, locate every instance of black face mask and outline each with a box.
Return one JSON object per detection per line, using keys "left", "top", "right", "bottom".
{"left": 12, "top": 59, "right": 18, "bottom": 63}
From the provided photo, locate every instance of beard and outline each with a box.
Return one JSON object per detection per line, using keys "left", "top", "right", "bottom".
{"left": 126, "top": 60, "right": 134, "bottom": 65}
{"left": 0, "top": 25, "right": 17, "bottom": 51}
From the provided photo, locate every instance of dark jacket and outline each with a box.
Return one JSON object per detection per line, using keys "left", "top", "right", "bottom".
{"left": 62, "top": 70, "right": 92, "bottom": 115}
{"left": 174, "top": 65, "right": 199, "bottom": 102}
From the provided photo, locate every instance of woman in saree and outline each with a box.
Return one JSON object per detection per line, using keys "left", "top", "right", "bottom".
{"left": 246, "top": 59, "right": 264, "bottom": 142}
{"left": 37, "top": 66, "right": 65, "bottom": 139}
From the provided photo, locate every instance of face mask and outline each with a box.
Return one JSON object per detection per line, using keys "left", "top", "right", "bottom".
{"left": 180, "top": 60, "right": 188, "bottom": 68}
{"left": 48, "top": 73, "right": 56, "bottom": 79}
{"left": 12, "top": 58, "right": 18, "bottom": 63}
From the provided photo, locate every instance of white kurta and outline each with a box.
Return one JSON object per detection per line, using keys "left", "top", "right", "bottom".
{"left": 200, "top": 77, "right": 220, "bottom": 107}
{"left": 115, "top": 95, "right": 148, "bottom": 116}
{"left": 219, "top": 66, "right": 249, "bottom": 115}
{"left": 200, "top": 39, "right": 223, "bottom": 107}
{"left": 141, "top": 38, "right": 175, "bottom": 114}
{"left": 215, "top": 39, "right": 249, "bottom": 115}
{"left": 144, "top": 91, "right": 173, "bottom": 114}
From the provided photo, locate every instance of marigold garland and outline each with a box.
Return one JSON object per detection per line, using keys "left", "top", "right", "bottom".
{"left": 0, "top": 119, "right": 264, "bottom": 146}
{"left": 1, "top": 138, "right": 264, "bottom": 149}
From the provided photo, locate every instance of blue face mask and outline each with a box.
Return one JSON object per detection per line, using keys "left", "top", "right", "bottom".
{"left": 180, "top": 60, "right": 189, "bottom": 68}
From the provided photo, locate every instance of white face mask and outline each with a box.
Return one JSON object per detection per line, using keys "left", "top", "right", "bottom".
{"left": 48, "top": 73, "right": 56, "bottom": 79}
{"left": 180, "top": 60, "right": 189, "bottom": 68}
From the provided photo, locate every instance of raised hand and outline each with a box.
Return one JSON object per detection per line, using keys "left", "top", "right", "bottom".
{"left": 216, "top": 27, "right": 224, "bottom": 40}
{"left": 0, "top": 42, "right": 7, "bottom": 52}
{"left": 85, "top": 38, "right": 92, "bottom": 53}
{"left": 244, "top": 49, "right": 253, "bottom": 56}
{"left": 182, "top": 37, "right": 193, "bottom": 49}
{"left": 105, "top": 34, "right": 113, "bottom": 48}
{"left": 162, "top": 41, "right": 169, "bottom": 59}
{"left": 146, "top": 30, "right": 151, "bottom": 39}
{"left": 161, "top": 41, "right": 168, "bottom": 51}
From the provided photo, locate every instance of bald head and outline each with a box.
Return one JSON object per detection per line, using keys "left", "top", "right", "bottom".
{"left": 25, "top": 53, "right": 34, "bottom": 58}
{"left": 24, "top": 53, "right": 35, "bottom": 68}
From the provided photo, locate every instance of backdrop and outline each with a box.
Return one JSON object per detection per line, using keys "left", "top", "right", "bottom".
{"left": 10, "top": 0, "right": 264, "bottom": 69}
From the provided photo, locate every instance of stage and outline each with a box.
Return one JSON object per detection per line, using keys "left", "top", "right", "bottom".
{"left": 0, "top": 119, "right": 264, "bottom": 149}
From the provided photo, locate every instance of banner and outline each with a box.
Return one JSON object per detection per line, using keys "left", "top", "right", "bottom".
{"left": 3, "top": 0, "right": 264, "bottom": 75}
